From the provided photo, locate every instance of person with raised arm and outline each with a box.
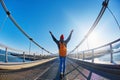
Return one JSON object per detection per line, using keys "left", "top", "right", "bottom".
{"left": 49, "top": 30, "right": 73, "bottom": 78}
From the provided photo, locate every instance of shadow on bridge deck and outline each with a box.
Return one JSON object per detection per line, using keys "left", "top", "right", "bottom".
{"left": 0, "top": 57, "right": 120, "bottom": 80}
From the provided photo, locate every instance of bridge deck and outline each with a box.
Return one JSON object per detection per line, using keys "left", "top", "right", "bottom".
{"left": 0, "top": 58, "right": 118, "bottom": 80}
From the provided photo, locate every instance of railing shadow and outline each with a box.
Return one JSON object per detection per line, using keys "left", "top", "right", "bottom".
{"left": 65, "top": 58, "right": 120, "bottom": 80}
{"left": 63, "top": 59, "right": 94, "bottom": 80}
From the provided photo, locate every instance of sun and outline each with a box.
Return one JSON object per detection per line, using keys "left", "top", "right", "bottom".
{"left": 87, "top": 31, "right": 100, "bottom": 48}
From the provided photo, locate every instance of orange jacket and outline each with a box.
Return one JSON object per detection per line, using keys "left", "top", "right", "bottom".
{"left": 59, "top": 42, "right": 67, "bottom": 57}
{"left": 50, "top": 31, "right": 73, "bottom": 57}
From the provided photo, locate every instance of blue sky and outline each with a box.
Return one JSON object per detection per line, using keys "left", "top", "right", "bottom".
{"left": 0, "top": 0, "right": 120, "bottom": 55}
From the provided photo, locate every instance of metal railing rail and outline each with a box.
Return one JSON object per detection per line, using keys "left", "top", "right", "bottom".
{"left": 0, "top": 43, "right": 54, "bottom": 63}
{"left": 69, "top": 38, "right": 120, "bottom": 63}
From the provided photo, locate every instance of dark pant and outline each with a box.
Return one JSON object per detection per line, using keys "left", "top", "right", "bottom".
{"left": 59, "top": 56, "right": 66, "bottom": 74}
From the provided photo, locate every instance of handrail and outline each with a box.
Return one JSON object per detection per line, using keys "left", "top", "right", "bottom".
{"left": 69, "top": 38, "right": 120, "bottom": 63}
{"left": 0, "top": 43, "right": 25, "bottom": 53}
{"left": 81, "top": 38, "right": 120, "bottom": 52}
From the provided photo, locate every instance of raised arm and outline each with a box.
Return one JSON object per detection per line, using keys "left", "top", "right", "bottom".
{"left": 65, "top": 30, "right": 73, "bottom": 44}
{"left": 49, "top": 31, "right": 58, "bottom": 44}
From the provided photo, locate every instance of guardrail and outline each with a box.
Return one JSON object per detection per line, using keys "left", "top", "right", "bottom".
{"left": 0, "top": 43, "right": 55, "bottom": 63}
{"left": 69, "top": 38, "right": 120, "bottom": 63}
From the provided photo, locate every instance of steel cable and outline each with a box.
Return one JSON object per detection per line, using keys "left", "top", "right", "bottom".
{"left": 0, "top": 15, "right": 8, "bottom": 31}
{"left": 0, "top": 0, "right": 53, "bottom": 54}
{"left": 69, "top": 0, "right": 109, "bottom": 54}
{"left": 107, "top": 7, "right": 120, "bottom": 31}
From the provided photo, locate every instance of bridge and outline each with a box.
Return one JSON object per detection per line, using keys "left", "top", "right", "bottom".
{"left": 0, "top": 0, "right": 120, "bottom": 80}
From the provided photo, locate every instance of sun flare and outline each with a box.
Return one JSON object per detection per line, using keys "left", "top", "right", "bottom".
{"left": 87, "top": 31, "right": 100, "bottom": 48}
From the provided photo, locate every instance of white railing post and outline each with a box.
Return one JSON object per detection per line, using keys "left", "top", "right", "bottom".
{"left": 110, "top": 44, "right": 113, "bottom": 63}
{"left": 41, "top": 49, "right": 43, "bottom": 58}
{"left": 23, "top": 52, "right": 25, "bottom": 62}
{"left": 42, "top": 49, "right": 43, "bottom": 55}
{"left": 75, "top": 53, "right": 76, "bottom": 58}
{"left": 92, "top": 49, "right": 94, "bottom": 63}
{"left": 33, "top": 53, "right": 35, "bottom": 61}
{"left": 83, "top": 51, "right": 84, "bottom": 60}
{"left": 77, "top": 48, "right": 79, "bottom": 59}
{"left": 78, "top": 53, "right": 79, "bottom": 59}
{"left": 5, "top": 47, "right": 8, "bottom": 62}
{"left": 0, "top": 49, "right": 1, "bottom": 54}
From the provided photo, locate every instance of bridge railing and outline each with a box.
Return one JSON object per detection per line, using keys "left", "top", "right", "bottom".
{"left": 69, "top": 38, "right": 120, "bottom": 64}
{"left": 0, "top": 43, "right": 54, "bottom": 63}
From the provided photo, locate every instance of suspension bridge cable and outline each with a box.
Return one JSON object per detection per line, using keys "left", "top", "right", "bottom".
{"left": 107, "top": 7, "right": 120, "bottom": 31}
{"left": 0, "top": 15, "right": 8, "bottom": 31}
{"left": 29, "top": 40, "right": 31, "bottom": 56}
{"left": 0, "top": 0, "right": 53, "bottom": 54}
{"left": 86, "top": 37, "right": 89, "bottom": 50}
{"left": 69, "top": 0, "right": 109, "bottom": 54}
